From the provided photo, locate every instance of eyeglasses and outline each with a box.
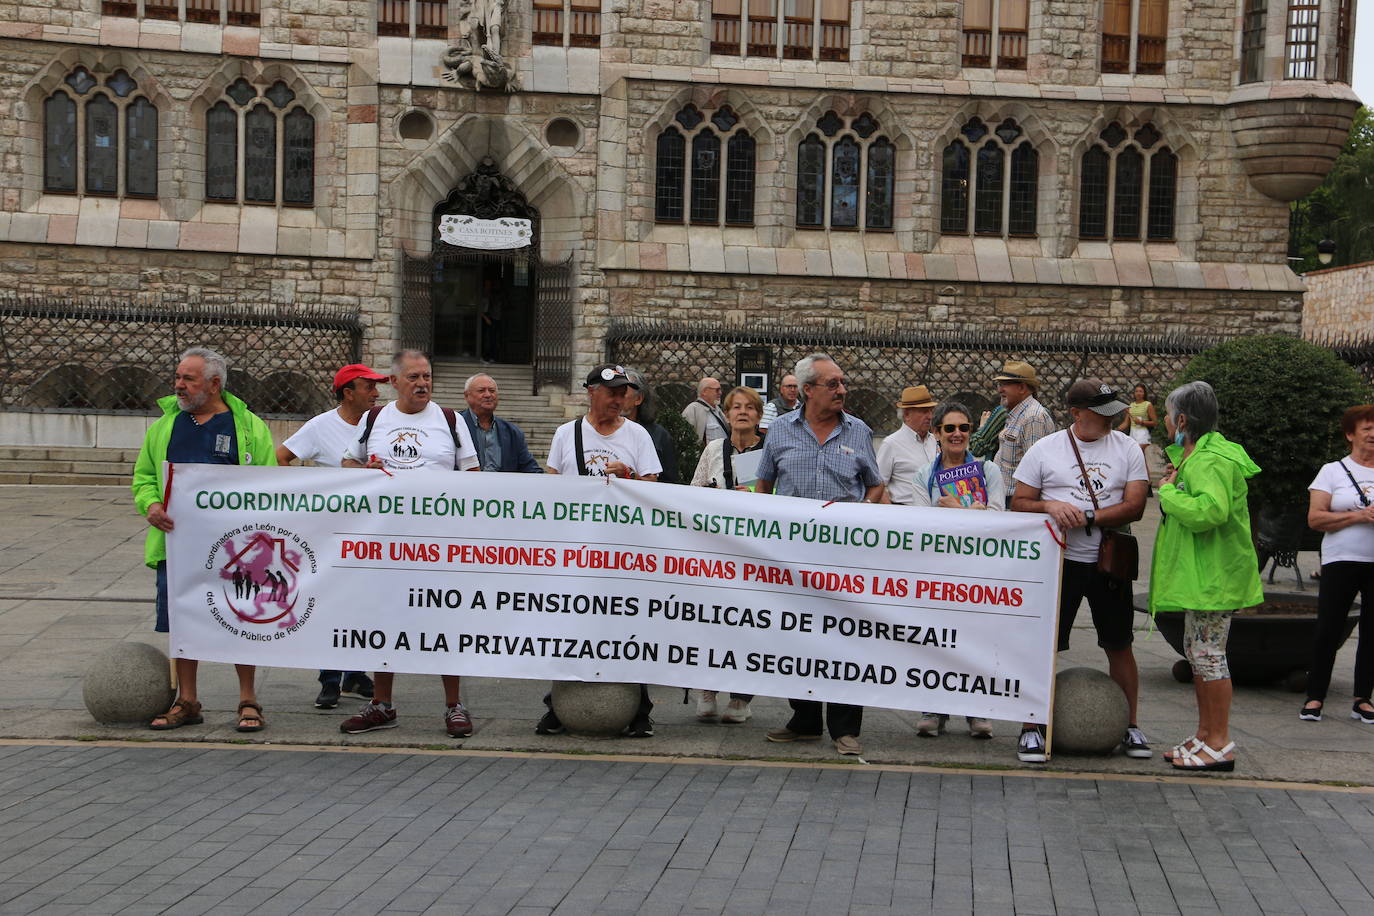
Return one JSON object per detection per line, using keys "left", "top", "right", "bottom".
{"left": 939, "top": 423, "right": 972, "bottom": 433}
{"left": 811, "top": 378, "right": 848, "bottom": 390}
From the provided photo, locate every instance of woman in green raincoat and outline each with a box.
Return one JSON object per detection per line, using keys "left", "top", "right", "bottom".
{"left": 1150, "top": 380, "right": 1263, "bottom": 772}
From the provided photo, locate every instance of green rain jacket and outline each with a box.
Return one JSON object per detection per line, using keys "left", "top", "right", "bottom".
{"left": 131, "top": 392, "right": 276, "bottom": 568}
{"left": 1149, "top": 431, "right": 1264, "bottom": 613}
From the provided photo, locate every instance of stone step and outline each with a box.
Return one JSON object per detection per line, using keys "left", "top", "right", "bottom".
{"left": 0, "top": 446, "right": 140, "bottom": 462}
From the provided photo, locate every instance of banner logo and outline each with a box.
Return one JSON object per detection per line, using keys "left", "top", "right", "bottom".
{"left": 210, "top": 527, "right": 315, "bottom": 634}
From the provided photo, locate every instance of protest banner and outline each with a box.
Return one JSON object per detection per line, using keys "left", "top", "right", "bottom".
{"left": 165, "top": 464, "right": 1064, "bottom": 722}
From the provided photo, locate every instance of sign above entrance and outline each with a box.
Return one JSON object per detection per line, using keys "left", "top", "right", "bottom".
{"left": 438, "top": 215, "right": 533, "bottom": 250}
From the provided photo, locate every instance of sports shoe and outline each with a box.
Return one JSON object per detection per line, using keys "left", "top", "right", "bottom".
{"left": 1122, "top": 725, "right": 1152, "bottom": 758}
{"left": 341, "top": 673, "right": 374, "bottom": 699}
{"left": 1299, "top": 702, "right": 1323, "bottom": 722}
{"left": 834, "top": 735, "right": 862, "bottom": 756}
{"left": 721, "top": 698, "right": 751, "bottom": 724}
{"left": 446, "top": 703, "right": 473, "bottom": 738}
{"left": 765, "top": 726, "right": 822, "bottom": 743}
{"left": 1352, "top": 701, "right": 1374, "bottom": 724}
{"left": 916, "top": 712, "right": 947, "bottom": 737}
{"left": 340, "top": 702, "right": 397, "bottom": 734}
{"left": 535, "top": 709, "right": 565, "bottom": 735}
{"left": 966, "top": 717, "right": 993, "bottom": 739}
{"left": 1017, "top": 727, "right": 1046, "bottom": 763}
{"left": 622, "top": 714, "right": 654, "bottom": 738}
{"left": 696, "top": 690, "right": 719, "bottom": 720}
{"left": 314, "top": 681, "right": 341, "bottom": 709}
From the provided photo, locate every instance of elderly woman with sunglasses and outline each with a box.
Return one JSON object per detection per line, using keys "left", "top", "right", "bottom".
{"left": 909, "top": 400, "right": 1005, "bottom": 738}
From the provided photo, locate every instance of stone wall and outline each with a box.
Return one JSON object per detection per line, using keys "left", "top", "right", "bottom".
{"left": 1302, "top": 262, "right": 1374, "bottom": 338}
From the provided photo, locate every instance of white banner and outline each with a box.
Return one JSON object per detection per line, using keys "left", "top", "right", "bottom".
{"left": 437, "top": 215, "right": 533, "bottom": 250}
{"left": 165, "top": 465, "right": 1063, "bottom": 722}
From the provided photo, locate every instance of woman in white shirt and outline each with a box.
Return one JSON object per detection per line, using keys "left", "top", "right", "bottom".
{"left": 1304, "top": 404, "right": 1374, "bottom": 724}
{"left": 690, "top": 386, "right": 766, "bottom": 723}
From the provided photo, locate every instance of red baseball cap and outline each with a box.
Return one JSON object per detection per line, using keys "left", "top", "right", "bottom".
{"left": 333, "top": 364, "right": 388, "bottom": 391}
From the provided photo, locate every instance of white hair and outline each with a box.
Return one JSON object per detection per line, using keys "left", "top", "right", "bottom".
{"left": 697, "top": 377, "right": 719, "bottom": 395}
{"left": 179, "top": 347, "right": 227, "bottom": 389}
{"left": 464, "top": 373, "right": 497, "bottom": 394}
{"left": 391, "top": 349, "right": 429, "bottom": 376}
{"left": 793, "top": 353, "right": 836, "bottom": 387}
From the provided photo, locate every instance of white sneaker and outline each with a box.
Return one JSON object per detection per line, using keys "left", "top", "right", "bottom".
{"left": 696, "top": 690, "right": 718, "bottom": 720}
{"left": 1017, "top": 727, "right": 1047, "bottom": 763}
{"left": 721, "top": 698, "right": 751, "bottom": 723}
{"left": 916, "top": 712, "right": 947, "bottom": 737}
{"left": 966, "top": 717, "right": 993, "bottom": 739}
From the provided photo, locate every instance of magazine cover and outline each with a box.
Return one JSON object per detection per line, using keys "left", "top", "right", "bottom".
{"left": 933, "top": 460, "right": 988, "bottom": 507}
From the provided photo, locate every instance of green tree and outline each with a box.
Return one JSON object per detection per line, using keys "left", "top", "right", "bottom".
{"left": 1289, "top": 107, "right": 1374, "bottom": 273}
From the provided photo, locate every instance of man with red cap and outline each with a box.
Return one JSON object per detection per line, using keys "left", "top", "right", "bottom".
{"left": 276, "top": 362, "right": 388, "bottom": 709}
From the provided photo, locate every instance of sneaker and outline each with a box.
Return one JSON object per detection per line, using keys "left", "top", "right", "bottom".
{"left": 1122, "top": 725, "right": 1152, "bottom": 758}
{"left": 622, "top": 714, "right": 654, "bottom": 738}
{"left": 314, "top": 681, "right": 341, "bottom": 709}
{"left": 916, "top": 712, "right": 947, "bottom": 737}
{"left": 966, "top": 717, "right": 993, "bottom": 739}
{"left": 341, "top": 673, "right": 374, "bottom": 699}
{"left": 1352, "top": 701, "right": 1374, "bottom": 724}
{"left": 721, "top": 698, "right": 751, "bottom": 724}
{"left": 1017, "top": 727, "right": 1046, "bottom": 763}
{"left": 535, "top": 709, "right": 565, "bottom": 735}
{"left": 765, "top": 726, "right": 822, "bottom": 742}
{"left": 1299, "top": 702, "right": 1323, "bottom": 722}
{"left": 446, "top": 703, "right": 473, "bottom": 738}
{"left": 340, "top": 702, "right": 397, "bottom": 734}
{"left": 696, "top": 690, "right": 719, "bottom": 720}
{"left": 834, "top": 735, "right": 862, "bottom": 756}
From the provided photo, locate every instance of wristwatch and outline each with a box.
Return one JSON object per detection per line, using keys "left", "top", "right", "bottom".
{"left": 1084, "top": 508, "right": 1096, "bottom": 533}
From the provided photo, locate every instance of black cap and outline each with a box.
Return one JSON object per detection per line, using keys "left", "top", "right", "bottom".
{"left": 1065, "top": 379, "right": 1128, "bottom": 417}
{"left": 584, "top": 364, "right": 638, "bottom": 389}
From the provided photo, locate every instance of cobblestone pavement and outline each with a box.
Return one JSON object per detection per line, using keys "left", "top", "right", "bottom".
{"left": 2, "top": 742, "right": 1373, "bottom": 916}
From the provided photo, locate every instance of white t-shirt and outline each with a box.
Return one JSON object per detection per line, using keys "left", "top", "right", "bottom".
{"left": 1014, "top": 428, "right": 1148, "bottom": 563}
{"left": 282, "top": 408, "right": 362, "bottom": 468}
{"left": 344, "top": 401, "right": 478, "bottom": 472}
{"left": 1310, "top": 459, "right": 1374, "bottom": 564}
{"left": 876, "top": 424, "right": 940, "bottom": 505}
{"left": 547, "top": 417, "right": 663, "bottom": 478}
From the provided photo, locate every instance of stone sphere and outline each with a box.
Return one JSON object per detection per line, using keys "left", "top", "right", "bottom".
{"left": 1051, "top": 667, "right": 1130, "bottom": 755}
{"left": 550, "top": 681, "right": 640, "bottom": 736}
{"left": 84, "top": 642, "right": 175, "bottom": 726}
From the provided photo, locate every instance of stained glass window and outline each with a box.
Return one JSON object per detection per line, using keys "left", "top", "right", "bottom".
{"left": 43, "top": 93, "right": 77, "bottom": 193}
{"left": 1113, "top": 146, "right": 1143, "bottom": 240}
{"left": 940, "top": 141, "right": 970, "bottom": 234}
{"left": 1146, "top": 148, "right": 1176, "bottom": 240}
{"left": 830, "top": 135, "right": 860, "bottom": 229}
{"left": 107, "top": 70, "right": 137, "bottom": 99}
{"left": 85, "top": 94, "right": 118, "bottom": 196}
{"left": 266, "top": 81, "right": 296, "bottom": 109}
{"left": 282, "top": 108, "right": 315, "bottom": 206}
{"left": 974, "top": 144, "right": 1004, "bottom": 235}
{"left": 125, "top": 97, "right": 158, "bottom": 198}
{"left": 1008, "top": 143, "right": 1037, "bottom": 236}
{"left": 656, "top": 106, "right": 756, "bottom": 227}
{"left": 244, "top": 104, "right": 277, "bottom": 203}
{"left": 206, "top": 101, "right": 238, "bottom": 201}
{"left": 725, "top": 131, "right": 755, "bottom": 225}
{"left": 796, "top": 134, "right": 826, "bottom": 227}
{"left": 865, "top": 138, "right": 894, "bottom": 230}
{"left": 654, "top": 128, "right": 685, "bottom": 221}
{"left": 943, "top": 118, "right": 1034, "bottom": 238}
{"left": 1079, "top": 146, "right": 1109, "bottom": 239}
{"left": 690, "top": 131, "right": 721, "bottom": 223}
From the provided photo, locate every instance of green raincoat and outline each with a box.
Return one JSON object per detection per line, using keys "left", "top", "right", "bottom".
{"left": 1149, "top": 431, "right": 1264, "bottom": 614}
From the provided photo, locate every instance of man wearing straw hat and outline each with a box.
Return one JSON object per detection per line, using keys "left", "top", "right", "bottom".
{"left": 877, "top": 384, "right": 939, "bottom": 506}
{"left": 993, "top": 360, "right": 1055, "bottom": 507}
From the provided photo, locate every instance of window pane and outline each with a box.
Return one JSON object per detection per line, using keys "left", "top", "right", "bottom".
{"left": 228, "top": 0, "right": 260, "bottom": 26}
{"left": 690, "top": 131, "right": 722, "bottom": 224}
{"left": 1242, "top": 0, "right": 1268, "bottom": 83}
{"left": 940, "top": 140, "right": 970, "bottom": 234}
{"left": 998, "top": 0, "right": 1028, "bottom": 67}
{"left": 1113, "top": 147, "right": 1143, "bottom": 240}
{"left": 378, "top": 0, "right": 409, "bottom": 36}
{"left": 283, "top": 108, "right": 314, "bottom": 206}
{"left": 1285, "top": 0, "right": 1320, "bottom": 79}
{"left": 865, "top": 137, "right": 894, "bottom": 230}
{"left": 416, "top": 0, "right": 447, "bottom": 39}
{"left": 1009, "top": 143, "right": 1038, "bottom": 236}
{"left": 126, "top": 97, "right": 158, "bottom": 198}
{"left": 1079, "top": 146, "right": 1108, "bottom": 239}
{"left": 655, "top": 128, "right": 685, "bottom": 221}
{"left": 748, "top": 0, "right": 777, "bottom": 56}
{"left": 206, "top": 101, "right": 237, "bottom": 201}
{"left": 796, "top": 134, "right": 826, "bottom": 227}
{"left": 1137, "top": 0, "right": 1168, "bottom": 73}
{"left": 1147, "top": 148, "right": 1177, "bottom": 240}
{"left": 1337, "top": 0, "right": 1353, "bottom": 82}
{"left": 44, "top": 93, "right": 77, "bottom": 193}
{"left": 819, "top": 0, "right": 849, "bottom": 60}
{"left": 186, "top": 0, "right": 219, "bottom": 23}
{"left": 725, "top": 131, "right": 756, "bottom": 225}
{"left": 830, "top": 135, "right": 860, "bottom": 228}
{"left": 244, "top": 104, "right": 276, "bottom": 203}
{"left": 1102, "top": 0, "right": 1131, "bottom": 72}
{"left": 570, "top": 3, "right": 601, "bottom": 47}
{"left": 712, "top": 0, "right": 743, "bottom": 53}
{"left": 784, "top": 0, "right": 813, "bottom": 60}
{"left": 533, "top": 0, "right": 564, "bottom": 45}
{"left": 974, "top": 143, "right": 1004, "bottom": 235}
{"left": 85, "top": 94, "right": 118, "bottom": 196}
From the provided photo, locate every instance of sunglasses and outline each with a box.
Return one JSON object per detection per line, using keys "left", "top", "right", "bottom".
{"left": 939, "top": 423, "right": 972, "bottom": 433}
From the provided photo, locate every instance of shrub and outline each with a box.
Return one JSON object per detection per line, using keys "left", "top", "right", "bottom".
{"left": 1169, "top": 335, "right": 1371, "bottom": 509}
{"left": 658, "top": 408, "right": 701, "bottom": 484}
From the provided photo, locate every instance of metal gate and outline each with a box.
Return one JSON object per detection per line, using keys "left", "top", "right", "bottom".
{"left": 534, "top": 257, "right": 575, "bottom": 394}
{"left": 400, "top": 254, "right": 433, "bottom": 352}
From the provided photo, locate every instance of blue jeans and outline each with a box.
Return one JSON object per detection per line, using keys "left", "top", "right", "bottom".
{"left": 319, "top": 670, "right": 365, "bottom": 685}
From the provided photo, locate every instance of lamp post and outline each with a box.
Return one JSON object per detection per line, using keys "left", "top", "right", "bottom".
{"left": 1317, "top": 238, "right": 1337, "bottom": 266}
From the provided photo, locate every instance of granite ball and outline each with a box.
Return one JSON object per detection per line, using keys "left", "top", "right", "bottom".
{"left": 1051, "top": 666, "right": 1130, "bottom": 755}
{"left": 83, "top": 641, "right": 176, "bottom": 726}
{"left": 550, "top": 681, "right": 640, "bottom": 736}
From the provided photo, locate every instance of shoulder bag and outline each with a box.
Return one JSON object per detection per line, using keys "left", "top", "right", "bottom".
{"left": 1067, "top": 431, "right": 1139, "bottom": 582}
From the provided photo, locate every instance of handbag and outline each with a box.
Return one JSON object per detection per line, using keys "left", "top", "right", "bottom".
{"left": 1066, "top": 431, "right": 1139, "bottom": 582}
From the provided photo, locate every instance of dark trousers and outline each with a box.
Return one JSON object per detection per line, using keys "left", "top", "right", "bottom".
{"left": 1307, "top": 561, "right": 1374, "bottom": 701}
{"left": 319, "top": 670, "right": 364, "bottom": 685}
{"left": 787, "top": 699, "right": 862, "bottom": 740}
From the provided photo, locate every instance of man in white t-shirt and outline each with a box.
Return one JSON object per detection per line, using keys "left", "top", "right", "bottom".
{"left": 277, "top": 362, "right": 388, "bottom": 711}
{"left": 339, "top": 350, "right": 479, "bottom": 739}
{"left": 1011, "top": 379, "right": 1150, "bottom": 764}
{"left": 540, "top": 364, "right": 662, "bottom": 739}
{"left": 877, "top": 384, "right": 940, "bottom": 505}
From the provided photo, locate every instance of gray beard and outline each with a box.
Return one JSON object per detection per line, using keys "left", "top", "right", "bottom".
{"left": 176, "top": 391, "right": 208, "bottom": 412}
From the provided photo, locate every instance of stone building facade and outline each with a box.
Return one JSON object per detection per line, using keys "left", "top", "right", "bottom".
{"left": 1303, "top": 261, "right": 1374, "bottom": 337}
{"left": 0, "top": 0, "right": 1361, "bottom": 411}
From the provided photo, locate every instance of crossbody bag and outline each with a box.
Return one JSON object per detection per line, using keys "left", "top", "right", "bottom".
{"left": 1066, "top": 431, "right": 1139, "bottom": 582}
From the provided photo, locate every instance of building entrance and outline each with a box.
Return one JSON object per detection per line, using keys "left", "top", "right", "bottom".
{"left": 431, "top": 251, "right": 535, "bottom": 363}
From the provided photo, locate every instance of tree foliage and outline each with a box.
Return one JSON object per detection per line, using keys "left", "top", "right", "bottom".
{"left": 1171, "top": 335, "right": 1371, "bottom": 509}
{"left": 658, "top": 408, "right": 702, "bottom": 483}
{"left": 1289, "top": 107, "right": 1374, "bottom": 273}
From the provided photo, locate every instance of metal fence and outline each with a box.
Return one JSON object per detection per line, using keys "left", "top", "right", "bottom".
{"left": 0, "top": 296, "right": 362, "bottom": 418}
{"left": 1313, "top": 332, "right": 1374, "bottom": 387}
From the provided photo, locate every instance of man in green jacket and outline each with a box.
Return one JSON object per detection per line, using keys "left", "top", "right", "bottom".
{"left": 131, "top": 347, "right": 276, "bottom": 733}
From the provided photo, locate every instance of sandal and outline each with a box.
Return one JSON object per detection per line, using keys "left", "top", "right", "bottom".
{"left": 1162, "top": 736, "right": 1202, "bottom": 762}
{"left": 1171, "top": 740, "right": 1235, "bottom": 772}
{"left": 149, "top": 698, "right": 203, "bottom": 730}
{"left": 236, "top": 700, "right": 266, "bottom": 733}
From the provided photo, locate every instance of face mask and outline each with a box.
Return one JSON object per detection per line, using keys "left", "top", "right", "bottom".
{"left": 1174, "top": 430, "right": 1187, "bottom": 447}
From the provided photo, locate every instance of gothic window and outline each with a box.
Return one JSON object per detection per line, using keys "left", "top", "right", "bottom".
{"left": 102, "top": 0, "right": 260, "bottom": 26}
{"left": 379, "top": 0, "right": 448, "bottom": 38}
{"left": 940, "top": 118, "right": 1037, "bottom": 238}
{"left": 1102, "top": 0, "right": 1167, "bottom": 74}
{"left": 794, "top": 111, "right": 894, "bottom": 230}
{"left": 1078, "top": 122, "right": 1176, "bottom": 241}
{"left": 203, "top": 78, "right": 315, "bottom": 206}
{"left": 711, "top": 0, "right": 850, "bottom": 61}
{"left": 533, "top": 0, "right": 601, "bottom": 46}
{"left": 962, "top": 0, "right": 1028, "bottom": 69}
{"left": 1284, "top": 0, "right": 1320, "bottom": 78}
{"left": 43, "top": 67, "right": 157, "bottom": 198}
{"left": 655, "top": 104, "right": 756, "bottom": 226}
{"left": 1241, "top": 0, "right": 1267, "bottom": 83}
{"left": 1336, "top": 0, "right": 1353, "bottom": 82}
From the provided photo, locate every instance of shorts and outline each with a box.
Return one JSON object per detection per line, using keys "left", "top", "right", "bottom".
{"left": 1183, "top": 609, "right": 1233, "bottom": 681}
{"left": 1129, "top": 426, "right": 1151, "bottom": 445}
{"left": 155, "top": 560, "right": 169, "bottom": 633}
{"left": 1058, "top": 560, "right": 1134, "bottom": 652}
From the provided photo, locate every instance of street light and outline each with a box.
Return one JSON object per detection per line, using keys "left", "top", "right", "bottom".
{"left": 1317, "top": 238, "right": 1337, "bottom": 266}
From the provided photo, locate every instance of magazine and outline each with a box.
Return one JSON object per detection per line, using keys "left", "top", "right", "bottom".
{"left": 932, "top": 460, "right": 988, "bottom": 507}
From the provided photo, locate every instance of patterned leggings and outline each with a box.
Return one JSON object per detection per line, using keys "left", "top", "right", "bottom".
{"left": 1183, "top": 609, "right": 1233, "bottom": 681}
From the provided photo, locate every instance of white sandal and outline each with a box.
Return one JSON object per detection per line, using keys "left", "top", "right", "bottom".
{"left": 1163, "top": 736, "right": 1202, "bottom": 762}
{"left": 1171, "top": 740, "right": 1235, "bottom": 772}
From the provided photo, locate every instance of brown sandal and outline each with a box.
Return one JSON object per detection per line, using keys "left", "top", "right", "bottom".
{"left": 149, "top": 698, "right": 203, "bottom": 730}
{"left": 236, "top": 700, "right": 266, "bottom": 733}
